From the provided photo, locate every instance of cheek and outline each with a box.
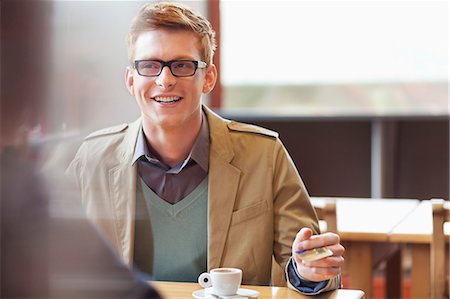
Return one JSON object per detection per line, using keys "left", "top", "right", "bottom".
{"left": 196, "top": 77, "right": 208, "bottom": 94}
{"left": 179, "top": 78, "right": 203, "bottom": 99}
{"left": 193, "top": 83, "right": 206, "bottom": 100}
{"left": 134, "top": 79, "right": 154, "bottom": 96}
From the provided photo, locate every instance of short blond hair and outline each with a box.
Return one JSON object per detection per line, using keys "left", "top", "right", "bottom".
{"left": 127, "top": 2, "right": 216, "bottom": 65}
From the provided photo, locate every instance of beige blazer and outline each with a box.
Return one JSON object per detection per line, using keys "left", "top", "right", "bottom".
{"left": 67, "top": 106, "right": 339, "bottom": 293}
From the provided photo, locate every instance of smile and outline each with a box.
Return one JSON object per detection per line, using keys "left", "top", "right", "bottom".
{"left": 152, "top": 96, "right": 182, "bottom": 104}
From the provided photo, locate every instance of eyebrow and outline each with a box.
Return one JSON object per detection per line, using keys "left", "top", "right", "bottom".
{"left": 136, "top": 56, "right": 198, "bottom": 61}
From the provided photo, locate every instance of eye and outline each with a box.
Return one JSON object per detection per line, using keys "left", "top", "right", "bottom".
{"left": 140, "top": 61, "right": 160, "bottom": 69}
{"left": 173, "top": 61, "right": 193, "bottom": 69}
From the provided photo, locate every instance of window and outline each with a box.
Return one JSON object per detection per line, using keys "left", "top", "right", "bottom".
{"left": 220, "top": 1, "right": 448, "bottom": 115}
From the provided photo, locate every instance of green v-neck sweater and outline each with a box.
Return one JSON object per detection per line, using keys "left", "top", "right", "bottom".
{"left": 134, "top": 177, "right": 208, "bottom": 282}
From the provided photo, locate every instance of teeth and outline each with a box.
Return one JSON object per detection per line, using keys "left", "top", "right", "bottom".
{"left": 154, "top": 96, "right": 181, "bottom": 103}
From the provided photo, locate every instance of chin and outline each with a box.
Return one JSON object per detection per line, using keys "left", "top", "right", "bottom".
{"left": 154, "top": 115, "right": 184, "bottom": 129}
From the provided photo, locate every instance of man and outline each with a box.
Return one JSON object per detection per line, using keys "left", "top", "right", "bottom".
{"left": 67, "top": 2, "right": 344, "bottom": 295}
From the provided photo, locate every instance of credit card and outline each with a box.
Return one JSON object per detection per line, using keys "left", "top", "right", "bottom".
{"left": 295, "top": 247, "right": 333, "bottom": 262}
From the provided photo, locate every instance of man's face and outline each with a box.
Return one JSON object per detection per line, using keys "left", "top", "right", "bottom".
{"left": 125, "top": 29, "right": 216, "bottom": 130}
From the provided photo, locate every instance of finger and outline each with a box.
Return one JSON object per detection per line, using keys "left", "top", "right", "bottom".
{"left": 293, "top": 242, "right": 344, "bottom": 267}
{"left": 300, "top": 256, "right": 345, "bottom": 268}
{"left": 298, "top": 265, "right": 342, "bottom": 282}
{"left": 294, "top": 227, "right": 313, "bottom": 244}
{"left": 297, "top": 232, "right": 340, "bottom": 250}
{"left": 326, "top": 243, "right": 345, "bottom": 257}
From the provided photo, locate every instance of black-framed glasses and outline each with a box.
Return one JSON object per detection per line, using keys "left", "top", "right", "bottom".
{"left": 134, "top": 59, "right": 207, "bottom": 77}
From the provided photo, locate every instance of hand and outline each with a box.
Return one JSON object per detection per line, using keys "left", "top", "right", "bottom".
{"left": 292, "top": 227, "right": 345, "bottom": 282}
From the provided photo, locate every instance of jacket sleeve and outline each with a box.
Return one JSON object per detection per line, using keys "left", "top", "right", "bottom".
{"left": 286, "top": 257, "right": 342, "bottom": 295}
{"left": 271, "top": 139, "right": 341, "bottom": 294}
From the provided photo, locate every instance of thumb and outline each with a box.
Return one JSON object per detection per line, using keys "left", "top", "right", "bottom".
{"left": 293, "top": 227, "right": 313, "bottom": 253}
{"left": 297, "top": 227, "right": 313, "bottom": 242}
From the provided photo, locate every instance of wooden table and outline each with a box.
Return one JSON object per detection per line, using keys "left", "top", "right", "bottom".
{"left": 151, "top": 281, "right": 365, "bottom": 299}
{"left": 311, "top": 197, "right": 420, "bottom": 298}
{"left": 389, "top": 200, "right": 450, "bottom": 298}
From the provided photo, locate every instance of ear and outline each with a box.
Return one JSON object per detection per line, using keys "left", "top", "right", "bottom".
{"left": 202, "top": 64, "right": 217, "bottom": 94}
{"left": 125, "top": 66, "right": 135, "bottom": 96}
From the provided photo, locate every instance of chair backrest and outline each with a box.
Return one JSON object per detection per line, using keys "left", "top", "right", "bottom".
{"left": 314, "top": 199, "right": 338, "bottom": 233}
{"left": 431, "top": 198, "right": 450, "bottom": 299}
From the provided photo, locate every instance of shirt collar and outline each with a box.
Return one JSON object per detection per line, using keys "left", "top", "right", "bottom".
{"left": 191, "top": 112, "right": 210, "bottom": 172}
{"left": 132, "top": 112, "right": 210, "bottom": 172}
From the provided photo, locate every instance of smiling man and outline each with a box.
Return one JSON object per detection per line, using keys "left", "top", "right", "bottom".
{"left": 67, "top": 2, "right": 344, "bottom": 295}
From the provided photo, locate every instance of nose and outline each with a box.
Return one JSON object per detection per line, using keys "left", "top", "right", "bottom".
{"left": 155, "top": 65, "right": 176, "bottom": 88}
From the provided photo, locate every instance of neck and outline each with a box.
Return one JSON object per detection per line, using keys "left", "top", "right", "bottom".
{"left": 142, "top": 113, "right": 202, "bottom": 167}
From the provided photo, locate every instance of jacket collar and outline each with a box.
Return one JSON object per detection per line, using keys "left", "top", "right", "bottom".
{"left": 203, "top": 105, "right": 235, "bottom": 163}
{"left": 122, "top": 118, "right": 142, "bottom": 163}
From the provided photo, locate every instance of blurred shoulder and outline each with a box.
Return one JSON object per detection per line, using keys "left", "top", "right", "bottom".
{"left": 84, "top": 123, "right": 129, "bottom": 141}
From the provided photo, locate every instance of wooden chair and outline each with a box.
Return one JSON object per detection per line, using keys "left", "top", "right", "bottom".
{"left": 315, "top": 199, "right": 338, "bottom": 233}
{"left": 270, "top": 199, "right": 337, "bottom": 286}
{"left": 431, "top": 198, "right": 450, "bottom": 299}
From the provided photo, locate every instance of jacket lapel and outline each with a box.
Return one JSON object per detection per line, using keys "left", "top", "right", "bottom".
{"left": 108, "top": 118, "right": 141, "bottom": 265}
{"left": 205, "top": 107, "right": 242, "bottom": 269}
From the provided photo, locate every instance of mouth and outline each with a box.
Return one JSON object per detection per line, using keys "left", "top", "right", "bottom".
{"left": 152, "top": 96, "right": 182, "bottom": 104}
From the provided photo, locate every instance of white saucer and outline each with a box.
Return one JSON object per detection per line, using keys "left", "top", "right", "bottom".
{"left": 192, "top": 287, "right": 260, "bottom": 298}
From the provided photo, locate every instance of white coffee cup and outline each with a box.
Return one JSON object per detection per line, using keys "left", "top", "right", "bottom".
{"left": 198, "top": 268, "right": 242, "bottom": 296}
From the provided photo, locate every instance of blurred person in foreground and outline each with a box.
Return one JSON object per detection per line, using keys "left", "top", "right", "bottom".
{"left": 1, "top": 145, "right": 161, "bottom": 298}
{"left": 0, "top": 4, "right": 162, "bottom": 298}
{"left": 0, "top": 86, "right": 162, "bottom": 299}
{"left": 67, "top": 2, "right": 344, "bottom": 295}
